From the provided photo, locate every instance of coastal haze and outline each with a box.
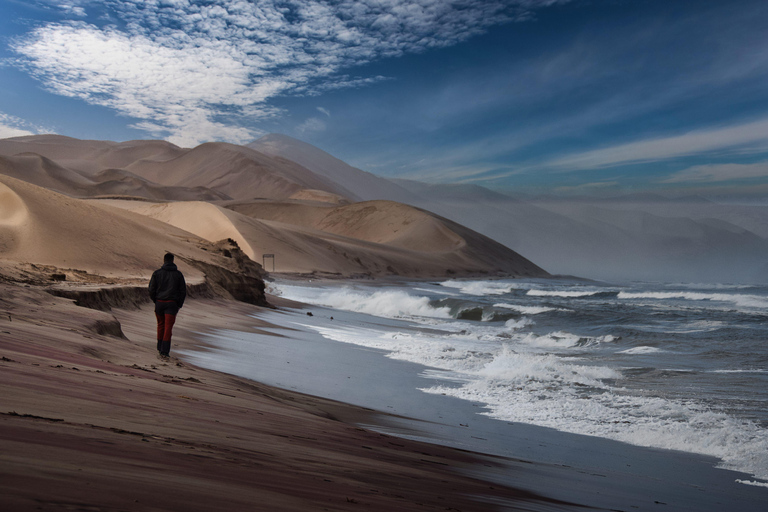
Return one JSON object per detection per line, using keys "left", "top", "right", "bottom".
{"left": 5, "top": 131, "right": 768, "bottom": 284}
{"left": 253, "top": 133, "right": 768, "bottom": 284}
{"left": 0, "top": 134, "right": 547, "bottom": 280}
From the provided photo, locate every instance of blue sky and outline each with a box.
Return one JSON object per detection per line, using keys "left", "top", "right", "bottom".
{"left": 1, "top": 0, "right": 768, "bottom": 197}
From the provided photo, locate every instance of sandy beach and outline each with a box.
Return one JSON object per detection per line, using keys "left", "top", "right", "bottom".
{"left": 0, "top": 135, "right": 557, "bottom": 510}
{"left": 0, "top": 282, "right": 568, "bottom": 511}
{"left": 1, "top": 134, "right": 766, "bottom": 511}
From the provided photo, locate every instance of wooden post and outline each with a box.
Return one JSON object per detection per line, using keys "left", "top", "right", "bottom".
{"left": 262, "top": 254, "right": 275, "bottom": 272}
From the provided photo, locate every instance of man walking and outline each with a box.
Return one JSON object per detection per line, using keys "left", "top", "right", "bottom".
{"left": 148, "top": 253, "right": 186, "bottom": 358}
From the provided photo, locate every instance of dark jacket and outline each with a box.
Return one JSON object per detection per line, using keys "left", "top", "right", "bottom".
{"left": 149, "top": 262, "right": 186, "bottom": 308}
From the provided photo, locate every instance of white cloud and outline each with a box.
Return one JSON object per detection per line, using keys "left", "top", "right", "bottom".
{"left": 13, "top": 0, "right": 564, "bottom": 145}
{"left": 296, "top": 117, "right": 326, "bottom": 134}
{"left": 542, "top": 118, "right": 768, "bottom": 172}
{"left": 0, "top": 112, "right": 48, "bottom": 139}
{"left": 662, "top": 162, "right": 768, "bottom": 183}
{"left": 317, "top": 107, "right": 331, "bottom": 117}
{"left": 0, "top": 125, "right": 35, "bottom": 139}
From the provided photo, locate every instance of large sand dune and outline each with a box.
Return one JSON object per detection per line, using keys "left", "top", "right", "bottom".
{"left": 0, "top": 134, "right": 549, "bottom": 279}
{"left": 122, "top": 142, "right": 356, "bottom": 202}
{"left": 249, "top": 133, "right": 414, "bottom": 203}
{"left": 99, "top": 198, "right": 545, "bottom": 277}
{"left": 0, "top": 174, "right": 223, "bottom": 280}
{"left": 0, "top": 135, "right": 353, "bottom": 203}
{"left": 0, "top": 153, "right": 228, "bottom": 201}
{"left": 0, "top": 135, "right": 184, "bottom": 175}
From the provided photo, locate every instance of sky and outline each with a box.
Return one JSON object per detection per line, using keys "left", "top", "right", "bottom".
{"left": 1, "top": 0, "right": 768, "bottom": 198}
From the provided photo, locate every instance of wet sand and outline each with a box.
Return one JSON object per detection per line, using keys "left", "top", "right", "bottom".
{"left": 180, "top": 296, "right": 768, "bottom": 512}
{"left": 0, "top": 283, "right": 565, "bottom": 511}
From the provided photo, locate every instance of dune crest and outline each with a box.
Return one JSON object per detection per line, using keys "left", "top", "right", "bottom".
{"left": 227, "top": 200, "right": 465, "bottom": 253}
{"left": 0, "top": 134, "right": 549, "bottom": 279}
{"left": 0, "top": 181, "right": 28, "bottom": 228}
{"left": 100, "top": 200, "right": 257, "bottom": 260}
{"left": 0, "top": 175, "right": 231, "bottom": 280}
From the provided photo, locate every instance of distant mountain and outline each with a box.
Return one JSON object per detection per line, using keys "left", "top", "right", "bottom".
{"left": 0, "top": 153, "right": 228, "bottom": 201}
{"left": 0, "top": 135, "right": 352, "bottom": 202}
{"left": 5, "top": 132, "right": 768, "bottom": 282}
{"left": 0, "top": 134, "right": 547, "bottom": 279}
{"left": 248, "top": 134, "right": 420, "bottom": 204}
{"left": 245, "top": 133, "right": 768, "bottom": 283}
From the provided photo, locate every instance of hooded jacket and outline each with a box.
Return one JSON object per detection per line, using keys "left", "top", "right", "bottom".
{"left": 149, "top": 262, "right": 186, "bottom": 308}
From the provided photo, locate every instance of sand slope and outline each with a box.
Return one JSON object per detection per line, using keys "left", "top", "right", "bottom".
{"left": 0, "top": 134, "right": 549, "bottom": 278}
{"left": 0, "top": 153, "right": 228, "bottom": 201}
{"left": 228, "top": 200, "right": 465, "bottom": 252}
{"left": 249, "top": 133, "right": 412, "bottom": 203}
{"left": 102, "top": 198, "right": 547, "bottom": 277}
{"left": 123, "top": 142, "right": 353, "bottom": 202}
{"left": 0, "top": 135, "right": 184, "bottom": 175}
{"left": 0, "top": 136, "right": 352, "bottom": 203}
{"left": 0, "top": 174, "right": 220, "bottom": 279}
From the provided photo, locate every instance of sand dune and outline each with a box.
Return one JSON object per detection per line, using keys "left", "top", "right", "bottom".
{"left": 122, "top": 142, "right": 353, "bottom": 201}
{"left": 0, "top": 153, "right": 227, "bottom": 201}
{"left": 0, "top": 136, "right": 353, "bottom": 203}
{"left": 227, "top": 200, "right": 465, "bottom": 252}
{"left": 101, "top": 197, "right": 546, "bottom": 277}
{"left": 88, "top": 168, "right": 229, "bottom": 201}
{"left": 0, "top": 135, "right": 184, "bottom": 175}
{"left": 0, "top": 134, "right": 548, "bottom": 279}
{"left": 249, "top": 133, "right": 415, "bottom": 203}
{"left": 0, "top": 153, "right": 94, "bottom": 196}
{"left": 0, "top": 174, "right": 220, "bottom": 279}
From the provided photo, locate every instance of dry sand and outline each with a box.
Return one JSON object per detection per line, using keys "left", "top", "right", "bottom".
{"left": 0, "top": 134, "right": 562, "bottom": 509}
{"left": 0, "top": 282, "right": 567, "bottom": 511}
{"left": 97, "top": 197, "right": 546, "bottom": 278}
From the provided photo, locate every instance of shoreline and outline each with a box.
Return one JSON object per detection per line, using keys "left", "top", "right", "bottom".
{"left": 0, "top": 281, "right": 567, "bottom": 511}
{"left": 184, "top": 279, "right": 768, "bottom": 511}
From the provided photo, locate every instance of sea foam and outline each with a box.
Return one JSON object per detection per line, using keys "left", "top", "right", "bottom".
{"left": 440, "top": 279, "right": 525, "bottom": 296}
{"left": 527, "top": 289, "right": 602, "bottom": 298}
{"left": 617, "top": 291, "right": 768, "bottom": 311}
{"left": 271, "top": 284, "right": 452, "bottom": 319}
{"left": 298, "top": 317, "right": 768, "bottom": 482}
{"left": 274, "top": 280, "right": 768, "bottom": 483}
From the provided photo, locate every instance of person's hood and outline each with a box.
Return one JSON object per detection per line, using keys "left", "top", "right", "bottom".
{"left": 161, "top": 262, "right": 178, "bottom": 271}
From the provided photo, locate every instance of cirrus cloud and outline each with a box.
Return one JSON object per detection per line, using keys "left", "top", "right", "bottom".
{"left": 662, "top": 162, "right": 768, "bottom": 183}
{"left": 537, "top": 118, "right": 768, "bottom": 173}
{"left": 12, "top": 0, "right": 564, "bottom": 146}
{"left": 0, "top": 112, "right": 51, "bottom": 139}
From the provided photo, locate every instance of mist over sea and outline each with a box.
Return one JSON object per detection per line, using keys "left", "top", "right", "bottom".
{"left": 184, "top": 277, "right": 768, "bottom": 489}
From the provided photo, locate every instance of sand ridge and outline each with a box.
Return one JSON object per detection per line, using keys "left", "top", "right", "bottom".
{"left": 0, "top": 134, "right": 549, "bottom": 279}
{"left": 227, "top": 199, "right": 465, "bottom": 252}
{"left": 0, "top": 136, "right": 357, "bottom": 202}
{"left": 0, "top": 174, "right": 245, "bottom": 281}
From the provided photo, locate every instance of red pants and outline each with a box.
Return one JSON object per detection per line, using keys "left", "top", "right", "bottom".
{"left": 155, "top": 300, "right": 178, "bottom": 342}
{"left": 156, "top": 313, "right": 176, "bottom": 342}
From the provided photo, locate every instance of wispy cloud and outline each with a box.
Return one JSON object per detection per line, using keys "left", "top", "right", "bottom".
{"left": 540, "top": 118, "right": 768, "bottom": 173}
{"left": 12, "top": 0, "right": 562, "bottom": 146}
{"left": 0, "top": 112, "right": 49, "bottom": 139}
{"left": 296, "top": 117, "right": 327, "bottom": 134}
{"left": 662, "top": 161, "right": 768, "bottom": 183}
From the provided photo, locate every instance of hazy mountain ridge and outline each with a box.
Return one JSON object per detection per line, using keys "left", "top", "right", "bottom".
{"left": 0, "top": 134, "right": 547, "bottom": 279}
{"left": 250, "top": 135, "right": 768, "bottom": 283}
{"left": 3, "top": 131, "right": 766, "bottom": 282}
{"left": 248, "top": 134, "right": 422, "bottom": 204}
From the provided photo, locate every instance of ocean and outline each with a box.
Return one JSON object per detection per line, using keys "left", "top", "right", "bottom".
{"left": 182, "top": 277, "right": 768, "bottom": 496}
